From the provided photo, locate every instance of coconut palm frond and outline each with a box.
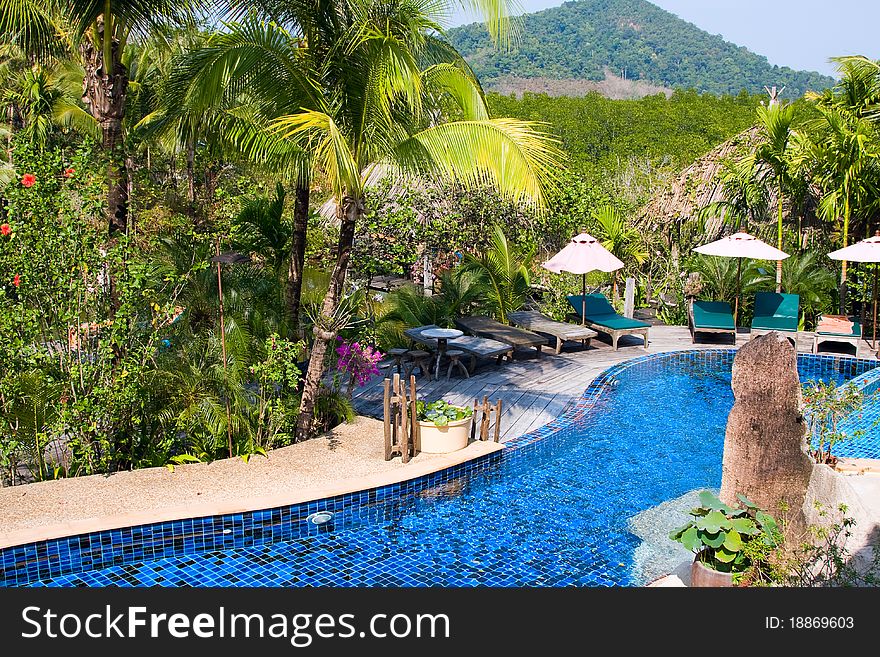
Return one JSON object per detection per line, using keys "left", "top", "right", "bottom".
{"left": 394, "top": 118, "right": 563, "bottom": 212}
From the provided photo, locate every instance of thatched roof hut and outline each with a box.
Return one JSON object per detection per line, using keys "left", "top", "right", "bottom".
{"left": 635, "top": 124, "right": 827, "bottom": 253}
{"left": 635, "top": 126, "right": 762, "bottom": 244}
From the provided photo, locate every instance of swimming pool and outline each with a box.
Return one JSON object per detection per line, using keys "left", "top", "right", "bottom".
{"left": 3, "top": 350, "right": 878, "bottom": 588}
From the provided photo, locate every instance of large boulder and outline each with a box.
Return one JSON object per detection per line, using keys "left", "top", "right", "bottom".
{"left": 720, "top": 332, "right": 813, "bottom": 543}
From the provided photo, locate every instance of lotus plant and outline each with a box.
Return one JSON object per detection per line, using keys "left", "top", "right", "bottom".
{"left": 669, "top": 491, "right": 782, "bottom": 573}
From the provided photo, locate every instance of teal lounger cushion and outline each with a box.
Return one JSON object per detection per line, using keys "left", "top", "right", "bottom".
{"left": 566, "top": 294, "right": 650, "bottom": 330}
{"left": 752, "top": 292, "right": 799, "bottom": 332}
{"left": 691, "top": 300, "right": 735, "bottom": 330}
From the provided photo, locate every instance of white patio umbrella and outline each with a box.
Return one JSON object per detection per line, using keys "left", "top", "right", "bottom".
{"left": 542, "top": 232, "right": 624, "bottom": 324}
{"left": 828, "top": 232, "right": 880, "bottom": 349}
{"left": 693, "top": 232, "right": 789, "bottom": 324}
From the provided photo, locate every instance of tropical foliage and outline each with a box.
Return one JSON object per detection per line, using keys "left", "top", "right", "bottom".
{"left": 460, "top": 226, "right": 534, "bottom": 323}
{"left": 669, "top": 490, "right": 782, "bottom": 575}
{"left": 592, "top": 204, "right": 647, "bottom": 299}
{"left": 3, "top": 0, "right": 880, "bottom": 488}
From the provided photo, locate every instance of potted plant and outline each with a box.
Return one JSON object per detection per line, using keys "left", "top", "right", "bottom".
{"left": 669, "top": 491, "right": 782, "bottom": 587}
{"left": 415, "top": 399, "right": 474, "bottom": 453}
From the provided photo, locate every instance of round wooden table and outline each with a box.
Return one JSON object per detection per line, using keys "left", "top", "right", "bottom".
{"left": 420, "top": 327, "right": 464, "bottom": 381}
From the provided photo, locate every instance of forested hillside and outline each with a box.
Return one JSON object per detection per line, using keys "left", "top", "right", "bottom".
{"left": 450, "top": 0, "right": 835, "bottom": 98}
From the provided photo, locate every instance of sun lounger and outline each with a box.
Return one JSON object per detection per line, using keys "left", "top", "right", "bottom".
{"left": 454, "top": 315, "right": 548, "bottom": 358}
{"left": 566, "top": 294, "right": 650, "bottom": 350}
{"left": 508, "top": 310, "right": 598, "bottom": 354}
{"left": 812, "top": 314, "right": 861, "bottom": 356}
{"left": 750, "top": 292, "right": 799, "bottom": 339}
{"left": 689, "top": 300, "right": 736, "bottom": 343}
{"left": 404, "top": 324, "right": 514, "bottom": 370}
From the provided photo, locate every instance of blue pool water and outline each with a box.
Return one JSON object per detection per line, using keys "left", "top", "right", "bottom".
{"left": 5, "top": 351, "right": 880, "bottom": 588}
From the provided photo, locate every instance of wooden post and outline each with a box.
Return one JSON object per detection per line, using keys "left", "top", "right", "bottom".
{"left": 470, "top": 398, "right": 479, "bottom": 441}
{"left": 384, "top": 373, "right": 422, "bottom": 462}
{"left": 493, "top": 399, "right": 502, "bottom": 442}
{"left": 624, "top": 277, "right": 635, "bottom": 318}
{"left": 410, "top": 375, "right": 420, "bottom": 454}
{"left": 391, "top": 374, "right": 400, "bottom": 458}
{"left": 480, "top": 395, "right": 490, "bottom": 440}
{"left": 400, "top": 379, "right": 410, "bottom": 464}
{"left": 383, "top": 378, "right": 392, "bottom": 460}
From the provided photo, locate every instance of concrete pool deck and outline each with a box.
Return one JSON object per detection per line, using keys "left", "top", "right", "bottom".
{"left": 2, "top": 324, "right": 879, "bottom": 550}
{"left": 0, "top": 417, "right": 502, "bottom": 548}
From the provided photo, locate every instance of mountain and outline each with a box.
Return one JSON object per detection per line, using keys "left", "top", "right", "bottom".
{"left": 448, "top": 0, "right": 836, "bottom": 99}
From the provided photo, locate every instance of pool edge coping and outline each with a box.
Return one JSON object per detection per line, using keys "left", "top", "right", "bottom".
{"left": 0, "top": 441, "right": 504, "bottom": 549}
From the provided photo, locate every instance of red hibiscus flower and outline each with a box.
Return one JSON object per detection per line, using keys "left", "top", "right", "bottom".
{"left": 63, "top": 167, "right": 75, "bottom": 178}
{"left": 0, "top": 223, "right": 10, "bottom": 236}
{"left": 12, "top": 274, "right": 20, "bottom": 287}
{"left": 21, "top": 173, "right": 36, "bottom": 188}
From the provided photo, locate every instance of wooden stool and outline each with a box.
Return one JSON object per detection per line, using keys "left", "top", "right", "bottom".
{"left": 386, "top": 347, "right": 410, "bottom": 375}
{"left": 445, "top": 350, "right": 469, "bottom": 380}
{"left": 406, "top": 350, "right": 433, "bottom": 380}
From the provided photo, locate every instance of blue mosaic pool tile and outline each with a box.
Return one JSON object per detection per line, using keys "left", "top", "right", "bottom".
{"left": 3, "top": 349, "right": 880, "bottom": 588}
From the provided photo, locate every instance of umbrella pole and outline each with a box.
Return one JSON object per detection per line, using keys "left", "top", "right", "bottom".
{"left": 735, "top": 258, "right": 742, "bottom": 328}
{"left": 873, "top": 263, "right": 878, "bottom": 351}
{"left": 581, "top": 273, "right": 586, "bottom": 325}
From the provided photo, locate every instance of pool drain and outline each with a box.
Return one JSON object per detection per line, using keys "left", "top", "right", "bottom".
{"left": 306, "top": 511, "right": 335, "bottom": 525}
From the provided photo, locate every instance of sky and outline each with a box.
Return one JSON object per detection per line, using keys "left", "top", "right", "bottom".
{"left": 448, "top": 0, "right": 880, "bottom": 77}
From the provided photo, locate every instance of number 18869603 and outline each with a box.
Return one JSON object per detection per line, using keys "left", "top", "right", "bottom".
{"left": 766, "top": 617, "right": 854, "bottom": 630}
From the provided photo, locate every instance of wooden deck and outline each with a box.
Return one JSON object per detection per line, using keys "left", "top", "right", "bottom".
{"left": 353, "top": 325, "right": 879, "bottom": 444}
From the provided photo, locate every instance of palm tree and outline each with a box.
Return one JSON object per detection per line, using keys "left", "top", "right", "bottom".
{"left": 797, "top": 106, "right": 880, "bottom": 311}
{"left": 0, "top": 43, "right": 97, "bottom": 147}
{"left": 176, "top": 1, "right": 561, "bottom": 440}
{"left": 130, "top": 27, "right": 214, "bottom": 220}
{"left": 380, "top": 270, "right": 481, "bottom": 329}
{"left": 800, "top": 57, "right": 880, "bottom": 312}
{"left": 592, "top": 204, "right": 647, "bottom": 300}
{"left": 753, "top": 102, "right": 800, "bottom": 292}
{"left": 1, "top": 0, "right": 206, "bottom": 235}
{"left": 460, "top": 226, "right": 533, "bottom": 323}
{"left": 165, "top": 15, "right": 320, "bottom": 327}
{"left": 280, "top": 2, "right": 559, "bottom": 440}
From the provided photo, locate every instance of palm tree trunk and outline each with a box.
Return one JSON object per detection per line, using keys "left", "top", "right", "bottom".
{"left": 80, "top": 24, "right": 129, "bottom": 236}
{"left": 286, "top": 179, "right": 310, "bottom": 330}
{"left": 295, "top": 195, "right": 360, "bottom": 441}
{"left": 102, "top": 117, "right": 128, "bottom": 236}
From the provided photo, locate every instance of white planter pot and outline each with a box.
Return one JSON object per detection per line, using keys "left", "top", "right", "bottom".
{"left": 417, "top": 416, "right": 473, "bottom": 453}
